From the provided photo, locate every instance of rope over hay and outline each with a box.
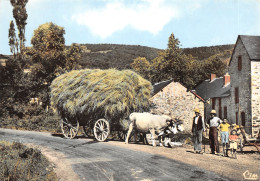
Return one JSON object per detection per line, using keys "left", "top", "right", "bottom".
{"left": 50, "top": 69, "right": 152, "bottom": 123}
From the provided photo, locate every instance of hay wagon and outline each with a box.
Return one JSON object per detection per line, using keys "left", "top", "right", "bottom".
{"left": 50, "top": 69, "right": 152, "bottom": 142}
{"left": 59, "top": 115, "right": 130, "bottom": 141}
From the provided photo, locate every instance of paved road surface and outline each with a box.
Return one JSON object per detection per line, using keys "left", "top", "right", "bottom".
{"left": 0, "top": 128, "right": 230, "bottom": 181}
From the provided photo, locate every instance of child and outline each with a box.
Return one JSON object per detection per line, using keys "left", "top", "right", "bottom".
{"left": 219, "top": 119, "right": 230, "bottom": 156}
{"left": 229, "top": 130, "right": 239, "bottom": 159}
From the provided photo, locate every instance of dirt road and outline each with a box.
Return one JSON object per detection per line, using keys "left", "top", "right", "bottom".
{"left": 0, "top": 128, "right": 258, "bottom": 180}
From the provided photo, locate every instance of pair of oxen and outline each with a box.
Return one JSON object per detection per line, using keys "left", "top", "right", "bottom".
{"left": 125, "top": 112, "right": 184, "bottom": 147}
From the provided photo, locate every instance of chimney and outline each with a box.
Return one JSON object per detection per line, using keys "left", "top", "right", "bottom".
{"left": 223, "top": 73, "right": 230, "bottom": 86}
{"left": 210, "top": 74, "right": 216, "bottom": 81}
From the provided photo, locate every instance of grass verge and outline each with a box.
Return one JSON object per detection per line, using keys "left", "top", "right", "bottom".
{"left": 0, "top": 141, "right": 58, "bottom": 181}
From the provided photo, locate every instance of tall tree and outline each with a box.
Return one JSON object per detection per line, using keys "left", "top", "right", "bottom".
{"left": 150, "top": 33, "right": 190, "bottom": 84}
{"left": 149, "top": 33, "right": 204, "bottom": 89}
{"left": 8, "top": 20, "right": 18, "bottom": 57}
{"left": 10, "top": 0, "right": 28, "bottom": 53}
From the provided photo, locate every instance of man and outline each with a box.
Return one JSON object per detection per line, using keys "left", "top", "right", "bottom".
{"left": 219, "top": 119, "right": 230, "bottom": 155}
{"left": 192, "top": 108, "right": 205, "bottom": 154}
{"left": 207, "top": 110, "right": 222, "bottom": 154}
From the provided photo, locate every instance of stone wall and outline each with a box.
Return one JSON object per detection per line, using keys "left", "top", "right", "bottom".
{"left": 229, "top": 38, "right": 252, "bottom": 134}
{"left": 150, "top": 82, "right": 204, "bottom": 132}
{"left": 251, "top": 61, "right": 260, "bottom": 136}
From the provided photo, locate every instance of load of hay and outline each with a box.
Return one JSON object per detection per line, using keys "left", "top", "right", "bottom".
{"left": 50, "top": 69, "right": 152, "bottom": 124}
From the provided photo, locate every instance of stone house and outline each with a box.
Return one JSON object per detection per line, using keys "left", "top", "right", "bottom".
{"left": 150, "top": 79, "right": 205, "bottom": 131}
{"left": 229, "top": 35, "right": 260, "bottom": 136}
{"left": 194, "top": 35, "right": 260, "bottom": 137}
{"left": 193, "top": 73, "right": 231, "bottom": 123}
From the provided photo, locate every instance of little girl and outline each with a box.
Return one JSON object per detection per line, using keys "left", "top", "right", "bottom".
{"left": 229, "top": 130, "right": 239, "bottom": 158}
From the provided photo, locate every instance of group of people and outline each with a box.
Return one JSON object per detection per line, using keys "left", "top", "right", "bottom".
{"left": 191, "top": 108, "right": 239, "bottom": 155}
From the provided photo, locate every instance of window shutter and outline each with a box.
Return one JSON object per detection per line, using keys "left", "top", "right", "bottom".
{"left": 219, "top": 98, "right": 222, "bottom": 119}
{"left": 212, "top": 98, "right": 216, "bottom": 109}
{"left": 241, "top": 112, "right": 246, "bottom": 127}
{"left": 236, "top": 112, "right": 238, "bottom": 125}
{"left": 238, "top": 56, "right": 242, "bottom": 71}
{"left": 224, "top": 106, "right": 227, "bottom": 119}
{"left": 235, "top": 87, "right": 239, "bottom": 104}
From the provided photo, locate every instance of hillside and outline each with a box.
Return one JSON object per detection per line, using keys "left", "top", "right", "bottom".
{"left": 2, "top": 44, "right": 234, "bottom": 70}
{"left": 78, "top": 44, "right": 161, "bottom": 69}
{"left": 77, "top": 44, "right": 234, "bottom": 70}
{"left": 182, "top": 44, "right": 234, "bottom": 63}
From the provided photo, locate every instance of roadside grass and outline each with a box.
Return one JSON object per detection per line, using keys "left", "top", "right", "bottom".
{"left": 0, "top": 141, "right": 58, "bottom": 181}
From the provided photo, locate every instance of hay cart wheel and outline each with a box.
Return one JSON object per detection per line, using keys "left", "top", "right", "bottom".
{"left": 118, "top": 131, "right": 127, "bottom": 141}
{"left": 94, "top": 119, "right": 110, "bottom": 142}
{"left": 83, "top": 126, "right": 94, "bottom": 138}
{"left": 60, "top": 118, "right": 79, "bottom": 139}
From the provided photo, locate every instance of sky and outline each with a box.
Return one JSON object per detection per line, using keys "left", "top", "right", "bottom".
{"left": 0, "top": 0, "right": 260, "bottom": 55}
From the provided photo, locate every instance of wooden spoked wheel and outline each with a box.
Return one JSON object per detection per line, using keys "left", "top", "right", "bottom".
{"left": 118, "top": 130, "right": 127, "bottom": 141}
{"left": 82, "top": 125, "right": 94, "bottom": 138}
{"left": 122, "top": 130, "right": 141, "bottom": 142}
{"left": 60, "top": 118, "right": 79, "bottom": 139}
{"left": 94, "top": 119, "right": 110, "bottom": 142}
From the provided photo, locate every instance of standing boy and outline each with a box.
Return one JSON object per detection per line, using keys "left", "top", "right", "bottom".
{"left": 220, "top": 119, "right": 230, "bottom": 155}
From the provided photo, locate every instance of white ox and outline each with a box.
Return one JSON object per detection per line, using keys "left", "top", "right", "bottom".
{"left": 125, "top": 112, "right": 180, "bottom": 147}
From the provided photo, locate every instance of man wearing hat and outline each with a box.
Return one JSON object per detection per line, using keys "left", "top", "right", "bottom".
{"left": 207, "top": 110, "right": 222, "bottom": 154}
{"left": 192, "top": 108, "right": 205, "bottom": 153}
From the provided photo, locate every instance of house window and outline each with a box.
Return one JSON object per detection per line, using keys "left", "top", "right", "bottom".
{"left": 212, "top": 98, "right": 216, "bottom": 109}
{"left": 218, "top": 98, "right": 222, "bottom": 119}
{"left": 224, "top": 106, "right": 227, "bottom": 119}
{"left": 241, "top": 112, "right": 246, "bottom": 127}
{"left": 238, "top": 55, "right": 242, "bottom": 71}
{"left": 235, "top": 87, "right": 239, "bottom": 104}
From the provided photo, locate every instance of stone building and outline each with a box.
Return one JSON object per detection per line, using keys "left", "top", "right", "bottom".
{"left": 193, "top": 73, "right": 231, "bottom": 122}
{"left": 194, "top": 35, "right": 260, "bottom": 137}
{"left": 229, "top": 35, "right": 260, "bottom": 136}
{"left": 150, "top": 79, "right": 205, "bottom": 131}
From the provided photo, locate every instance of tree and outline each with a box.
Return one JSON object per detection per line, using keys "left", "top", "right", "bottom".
{"left": 150, "top": 50, "right": 167, "bottom": 82}
{"left": 64, "top": 43, "right": 83, "bottom": 71}
{"left": 10, "top": 0, "right": 28, "bottom": 53}
{"left": 131, "top": 57, "right": 151, "bottom": 80}
{"left": 200, "top": 55, "right": 227, "bottom": 81}
{"left": 164, "top": 33, "right": 184, "bottom": 82}
{"left": 148, "top": 33, "right": 214, "bottom": 89}
{"left": 150, "top": 33, "right": 194, "bottom": 86}
{"left": 29, "top": 22, "right": 66, "bottom": 83}
{"left": 8, "top": 20, "right": 18, "bottom": 57}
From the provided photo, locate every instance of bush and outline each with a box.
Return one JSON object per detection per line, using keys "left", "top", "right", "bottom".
{"left": 0, "top": 108, "right": 61, "bottom": 133}
{"left": 0, "top": 141, "right": 57, "bottom": 181}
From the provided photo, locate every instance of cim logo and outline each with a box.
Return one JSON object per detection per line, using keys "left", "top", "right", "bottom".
{"left": 243, "top": 170, "right": 259, "bottom": 180}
